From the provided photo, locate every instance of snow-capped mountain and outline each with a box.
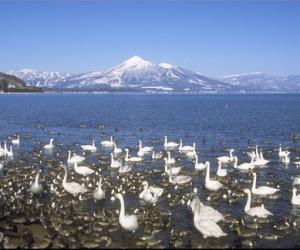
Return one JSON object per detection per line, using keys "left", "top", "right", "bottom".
{"left": 7, "top": 69, "right": 70, "bottom": 87}
{"left": 7, "top": 56, "right": 300, "bottom": 92}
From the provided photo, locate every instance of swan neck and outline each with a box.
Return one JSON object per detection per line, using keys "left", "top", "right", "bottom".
{"left": 205, "top": 163, "right": 210, "bottom": 181}
{"left": 119, "top": 195, "right": 125, "bottom": 217}
{"left": 245, "top": 191, "right": 251, "bottom": 211}
{"left": 252, "top": 174, "right": 257, "bottom": 191}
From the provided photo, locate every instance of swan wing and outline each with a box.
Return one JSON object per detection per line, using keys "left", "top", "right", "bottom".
{"left": 194, "top": 219, "right": 227, "bottom": 238}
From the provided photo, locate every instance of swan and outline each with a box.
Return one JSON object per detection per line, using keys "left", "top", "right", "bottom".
{"left": 164, "top": 164, "right": 182, "bottom": 175}
{"left": 205, "top": 161, "right": 223, "bottom": 191}
{"left": 193, "top": 217, "right": 227, "bottom": 239}
{"left": 233, "top": 156, "right": 255, "bottom": 171}
{"left": 282, "top": 152, "right": 290, "bottom": 164}
{"left": 279, "top": 144, "right": 289, "bottom": 158}
{"left": 188, "top": 196, "right": 224, "bottom": 223}
{"left": 216, "top": 161, "right": 227, "bottom": 177}
{"left": 93, "top": 177, "right": 105, "bottom": 201}
{"left": 113, "top": 142, "right": 122, "bottom": 155}
{"left": 11, "top": 135, "right": 20, "bottom": 145}
{"left": 185, "top": 144, "right": 197, "bottom": 158}
{"left": 44, "top": 138, "right": 54, "bottom": 149}
{"left": 251, "top": 172, "right": 279, "bottom": 196}
{"left": 138, "top": 140, "right": 153, "bottom": 153}
{"left": 179, "top": 140, "right": 194, "bottom": 152}
{"left": 110, "top": 153, "right": 122, "bottom": 169}
{"left": 115, "top": 193, "right": 138, "bottom": 232}
{"left": 101, "top": 136, "right": 114, "bottom": 147}
{"left": 194, "top": 155, "right": 207, "bottom": 171}
{"left": 253, "top": 150, "right": 270, "bottom": 166}
{"left": 118, "top": 163, "right": 132, "bottom": 174}
{"left": 168, "top": 165, "right": 192, "bottom": 185}
{"left": 217, "top": 149, "right": 234, "bottom": 164}
{"left": 139, "top": 181, "right": 163, "bottom": 205}
{"left": 67, "top": 150, "right": 85, "bottom": 164}
{"left": 293, "top": 176, "right": 300, "bottom": 185}
{"left": 165, "top": 151, "right": 176, "bottom": 165}
{"left": 81, "top": 140, "right": 97, "bottom": 152}
{"left": 125, "top": 149, "right": 143, "bottom": 163}
{"left": 137, "top": 148, "right": 145, "bottom": 157}
{"left": 30, "top": 171, "right": 43, "bottom": 194}
{"left": 62, "top": 164, "right": 88, "bottom": 196}
{"left": 152, "top": 150, "right": 163, "bottom": 159}
{"left": 291, "top": 187, "right": 300, "bottom": 205}
{"left": 243, "top": 189, "right": 273, "bottom": 218}
{"left": 164, "top": 136, "right": 179, "bottom": 149}
{"left": 74, "top": 162, "right": 95, "bottom": 176}
{"left": 6, "top": 146, "right": 13, "bottom": 158}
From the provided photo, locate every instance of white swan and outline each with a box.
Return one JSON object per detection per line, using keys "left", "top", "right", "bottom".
{"left": 67, "top": 150, "right": 85, "bottom": 164}
{"left": 11, "top": 135, "right": 20, "bottom": 145}
{"left": 62, "top": 165, "right": 88, "bottom": 196}
{"left": 93, "top": 177, "right": 105, "bottom": 201}
{"left": 179, "top": 140, "right": 194, "bottom": 152}
{"left": 279, "top": 144, "right": 289, "bottom": 158}
{"left": 243, "top": 189, "right": 273, "bottom": 218}
{"left": 118, "top": 163, "right": 132, "bottom": 174}
{"left": 282, "top": 152, "right": 290, "bottom": 164}
{"left": 253, "top": 150, "right": 270, "bottom": 166}
{"left": 291, "top": 187, "right": 300, "bottom": 205}
{"left": 113, "top": 142, "right": 122, "bottom": 155}
{"left": 139, "top": 181, "right": 163, "bottom": 205}
{"left": 101, "top": 136, "right": 114, "bottom": 147}
{"left": 165, "top": 151, "right": 176, "bottom": 165}
{"left": 110, "top": 153, "right": 122, "bottom": 169}
{"left": 194, "top": 155, "right": 207, "bottom": 171}
{"left": 115, "top": 193, "right": 138, "bottom": 232}
{"left": 185, "top": 144, "right": 197, "bottom": 158}
{"left": 251, "top": 172, "right": 279, "bottom": 196}
{"left": 293, "top": 176, "right": 300, "bottom": 185}
{"left": 188, "top": 196, "right": 224, "bottom": 223}
{"left": 164, "top": 136, "right": 179, "bottom": 149}
{"left": 233, "top": 156, "right": 255, "bottom": 171}
{"left": 216, "top": 161, "right": 227, "bottom": 177}
{"left": 138, "top": 140, "right": 153, "bottom": 153}
{"left": 217, "top": 149, "right": 234, "bottom": 164}
{"left": 152, "top": 150, "right": 163, "bottom": 159}
{"left": 205, "top": 161, "right": 223, "bottom": 191}
{"left": 74, "top": 162, "right": 95, "bottom": 176}
{"left": 164, "top": 164, "right": 182, "bottom": 175}
{"left": 6, "top": 145, "right": 13, "bottom": 158}
{"left": 81, "top": 140, "right": 97, "bottom": 152}
{"left": 44, "top": 138, "right": 54, "bottom": 149}
{"left": 125, "top": 149, "right": 143, "bottom": 163}
{"left": 193, "top": 217, "right": 227, "bottom": 239}
{"left": 168, "top": 165, "right": 192, "bottom": 185}
{"left": 30, "top": 171, "right": 43, "bottom": 194}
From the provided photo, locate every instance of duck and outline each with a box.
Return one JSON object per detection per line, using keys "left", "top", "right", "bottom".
{"left": 216, "top": 161, "right": 228, "bottom": 177}
{"left": 139, "top": 181, "right": 163, "bottom": 205}
{"left": 115, "top": 193, "right": 138, "bottom": 232}
{"left": 243, "top": 189, "right": 273, "bottom": 218}
{"left": 81, "top": 140, "right": 97, "bottom": 152}
{"left": 165, "top": 151, "right": 176, "bottom": 165}
{"left": 188, "top": 195, "right": 224, "bottom": 223}
{"left": 110, "top": 153, "right": 122, "bottom": 169}
{"left": 74, "top": 162, "right": 95, "bottom": 176}
{"left": 30, "top": 171, "right": 44, "bottom": 194}
{"left": 233, "top": 156, "right": 255, "bottom": 171}
{"left": 11, "top": 135, "right": 20, "bottom": 145}
{"left": 152, "top": 150, "right": 163, "bottom": 160}
{"left": 291, "top": 187, "right": 300, "bottom": 205}
{"left": 62, "top": 164, "right": 88, "bottom": 196}
{"left": 164, "top": 136, "right": 179, "bottom": 149}
{"left": 205, "top": 161, "right": 223, "bottom": 191}
{"left": 179, "top": 140, "right": 194, "bottom": 152}
{"left": 168, "top": 165, "right": 192, "bottom": 185}
{"left": 217, "top": 149, "right": 234, "bottom": 164}
{"left": 194, "top": 155, "right": 207, "bottom": 171}
{"left": 93, "top": 176, "right": 105, "bottom": 201}
{"left": 44, "top": 138, "right": 54, "bottom": 149}
{"left": 251, "top": 172, "right": 279, "bottom": 196}
{"left": 125, "top": 149, "right": 143, "bottom": 163}
{"left": 278, "top": 144, "right": 289, "bottom": 158}
{"left": 67, "top": 150, "right": 85, "bottom": 164}
{"left": 138, "top": 140, "right": 153, "bottom": 153}
{"left": 101, "top": 136, "right": 114, "bottom": 147}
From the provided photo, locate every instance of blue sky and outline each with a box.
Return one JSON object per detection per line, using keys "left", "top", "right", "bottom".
{"left": 0, "top": 0, "right": 299, "bottom": 76}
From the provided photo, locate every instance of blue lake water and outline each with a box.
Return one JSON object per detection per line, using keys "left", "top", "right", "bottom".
{"left": 0, "top": 93, "right": 300, "bottom": 248}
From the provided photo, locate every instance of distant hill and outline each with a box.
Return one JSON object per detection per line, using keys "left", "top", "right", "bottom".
{"left": 0, "top": 72, "right": 42, "bottom": 92}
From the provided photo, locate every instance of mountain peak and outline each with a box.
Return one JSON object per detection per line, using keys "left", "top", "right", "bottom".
{"left": 121, "top": 56, "right": 152, "bottom": 67}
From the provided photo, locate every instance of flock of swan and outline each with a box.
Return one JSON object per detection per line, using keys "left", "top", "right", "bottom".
{"left": 1, "top": 133, "right": 300, "bottom": 246}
